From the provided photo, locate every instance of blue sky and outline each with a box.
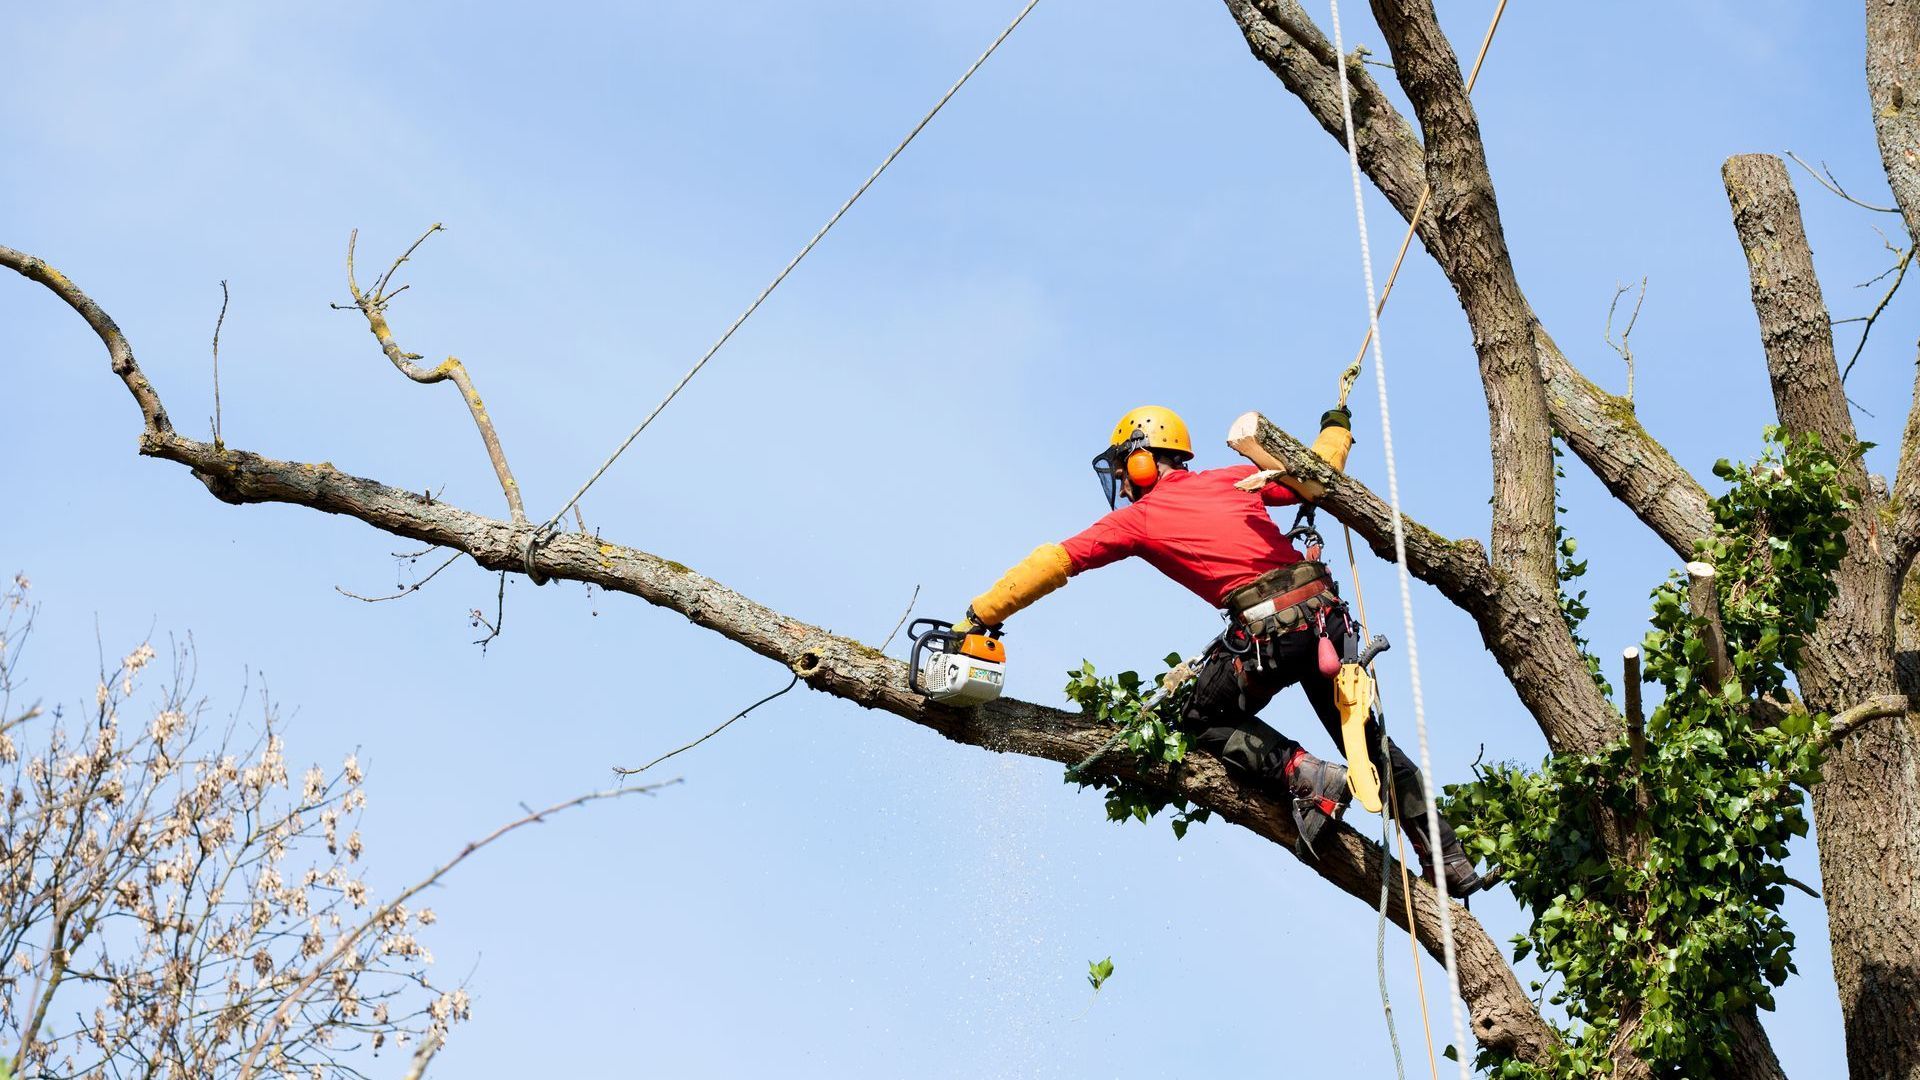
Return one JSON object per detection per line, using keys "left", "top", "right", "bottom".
{"left": 1, "top": 1, "right": 1898, "bottom": 1075}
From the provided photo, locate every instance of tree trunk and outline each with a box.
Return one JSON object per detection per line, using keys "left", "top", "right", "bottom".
{"left": 1725, "top": 150, "right": 1920, "bottom": 1080}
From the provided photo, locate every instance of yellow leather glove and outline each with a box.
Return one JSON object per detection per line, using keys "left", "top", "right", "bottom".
{"left": 970, "top": 543, "right": 1072, "bottom": 626}
{"left": 1310, "top": 406, "right": 1354, "bottom": 473}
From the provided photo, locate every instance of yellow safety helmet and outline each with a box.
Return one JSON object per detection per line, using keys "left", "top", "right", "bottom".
{"left": 1093, "top": 405, "right": 1192, "bottom": 508}
{"left": 1106, "top": 405, "right": 1192, "bottom": 457}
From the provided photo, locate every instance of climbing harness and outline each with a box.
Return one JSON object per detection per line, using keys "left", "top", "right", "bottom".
{"left": 1326, "top": 0, "right": 1515, "bottom": 1073}
{"left": 1334, "top": 0, "right": 1512, "bottom": 411}
{"left": 521, "top": 0, "right": 1045, "bottom": 582}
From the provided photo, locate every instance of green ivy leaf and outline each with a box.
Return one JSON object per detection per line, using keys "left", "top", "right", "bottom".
{"left": 1088, "top": 956, "right": 1114, "bottom": 991}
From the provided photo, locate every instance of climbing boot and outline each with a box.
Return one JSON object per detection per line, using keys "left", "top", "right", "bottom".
{"left": 1282, "top": 749, "right": 1350, "bottom": 860}
{"left": 1438, "top": 855, "right": 1494, "bottom": 900}
{"left": 1402, "top": 815, "right": 1497, "bottom": 901}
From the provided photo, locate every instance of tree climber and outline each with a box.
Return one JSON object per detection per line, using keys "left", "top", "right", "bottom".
{"left": 955, "top": 405, "right": 1489, "bottom": 896}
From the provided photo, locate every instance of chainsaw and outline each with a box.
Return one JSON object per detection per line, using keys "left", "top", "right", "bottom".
{"left": 907, "top": 618, "right": 1007, "bottom": 706}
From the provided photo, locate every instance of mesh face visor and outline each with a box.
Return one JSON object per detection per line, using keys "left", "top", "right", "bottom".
{"left": 1090, "top": 431, "right": 1149, "bottom": 510}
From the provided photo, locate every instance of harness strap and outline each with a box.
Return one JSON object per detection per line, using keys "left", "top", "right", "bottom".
{"left": 1236, "top": 578, "right": 1331, "bottom": 624}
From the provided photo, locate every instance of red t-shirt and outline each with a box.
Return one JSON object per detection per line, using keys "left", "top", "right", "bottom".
{"left": 1060, "top": 465, "right": 1305, "bottom": 607}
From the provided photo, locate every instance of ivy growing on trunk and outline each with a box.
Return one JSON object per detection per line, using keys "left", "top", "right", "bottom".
{"left": 1446, "top": 428, "right": 1852, "bottom": 1078}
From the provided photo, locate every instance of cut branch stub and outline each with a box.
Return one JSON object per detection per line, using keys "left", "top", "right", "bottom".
{"left": 1623, "top": 646, "right": 1645, "bottom": 769}
{"left": 1685, "top": 562, "right": 1735, "bottom": 693}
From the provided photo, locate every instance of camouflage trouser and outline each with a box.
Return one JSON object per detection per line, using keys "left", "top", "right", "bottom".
{"left": 1180, "top": 603, "right": 1462, "bottom": 866}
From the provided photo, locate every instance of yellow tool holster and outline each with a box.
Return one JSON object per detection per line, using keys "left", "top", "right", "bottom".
{"left": 1333, "top": 663, "right": 1385, "bottom": 813}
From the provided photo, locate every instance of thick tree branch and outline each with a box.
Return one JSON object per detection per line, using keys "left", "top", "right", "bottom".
{"left": 1220, "top": 1, "right": 1715, "bottom": 562}
{"left": 1361, "top": 0, "right": 1555, "bottom": 590}
{"left": 1728, "top": 142, "right": 1920, "bottom": 1079}
{"left": 1723, "top": 157, "right": 1860, "bottom": 474}
{"left": 2, "top": 246, "right": 1563, "bottom": 1069}
{"left": 1222, "top": 1, "right": 1427, "bottom": 219}
{"left": 1, "top": 245, "right": 171, "bottom": 435}
{"left": 1230, "top": 413, "right": 1618, "bottom": 755}
{"left": 1868, "top": 0, "right": 1920, "bottom": 251}
{"left": 1866, "top": 1, "right": 1920, "bottom": 574}
{"left": 1723, "top": 156, "right": 1897, "bottom": 690}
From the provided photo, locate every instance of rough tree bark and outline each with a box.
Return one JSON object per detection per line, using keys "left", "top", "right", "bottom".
{"left": 1220, "top": 1, "right": 1920, "bottom": 1076}
{"left": 0, "top": 243, "right": 1563, "bottom": 1069}
{"left": 1723, "top": 151, "right": 1920, "bottom": 1080}
{"left": 1221, "top": 0, "right": 1716, "bottom": 562}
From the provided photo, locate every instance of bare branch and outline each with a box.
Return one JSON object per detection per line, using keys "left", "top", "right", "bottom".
{"left": 613, "top": 674, "right": 800, "bottom": 777}
{"left": 211, "top": 280, "right": 229, "bottom": 448}
{"left": 0, "top": 245, "right": 170, "bottom": 434}
{"left": 238, "top": 780, "right": 676, "bottom": 1077}
{"left": 1785, "top": 150, "right": 1901, "bottom": 213}
{"left": 876, "top": 584, "right": 920, "bottom": 653}
{"left": 372, "top": 223, "right": 444, "bottom": 306}
{"left": 468, "top": 571, "right": 506, "bottom": 650}
{"left": 1841, "top": 243, "right": 1914, "bottom": 384}
{"left": 335, "top": 551, "right": 463, "bottom": 604}
{"left": 1605, "top": 277, "right": 1647, "bottom": 402}
{"left": 342, "top": 227, "right": 528, "bottom": 524}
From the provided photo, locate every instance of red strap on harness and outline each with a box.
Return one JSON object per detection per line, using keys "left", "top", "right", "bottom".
{"left": 1243, "top": 577, "right": 1330, "bottom": 620}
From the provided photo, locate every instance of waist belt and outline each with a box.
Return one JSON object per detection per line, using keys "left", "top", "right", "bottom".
{"left": 1223, "top": 561, "right": 1334, "bottom": 631}
{"left": 1236, "top": 578, "right": 1330, "bottom": 625}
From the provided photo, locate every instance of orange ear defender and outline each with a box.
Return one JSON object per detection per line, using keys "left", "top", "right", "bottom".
{"left": 1126, "top": 448, "right": 1159, "bottom": 488}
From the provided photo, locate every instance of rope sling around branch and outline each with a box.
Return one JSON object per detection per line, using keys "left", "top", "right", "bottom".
{"left": 1325, "top": 1, "right": 1473, "bottom": 1076}
{"left": 520, "top": 0, "right": 1044, "bottom": 582}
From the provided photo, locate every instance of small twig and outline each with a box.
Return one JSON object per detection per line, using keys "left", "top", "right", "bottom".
{"left": 877, "top": 584, "right": 921, "bottom": 653}
{"left": 614, "top": 674, "right": 801, "bottom": 777}
{"left": 1783, "top": 875, "right": 1822, "bottom": 900}
{"left": 1605, "top": 277, "right": 1647, "bottom": 403}
{"left": 374, "top": 223, "right": 444, "bottom": 305}
{"left": 1841, "top": 244, "right": 1915, "bottom": 384}
{"left": 469, "top": 571, "right": 507, "bottom": 650}
{"left": 336, "top": 552, "right": 462, "bottom": 603}
{"left": 569, "top": 507, "right": 601, "bottom": 615}
{"left": 211, "top": 280, "right": 229, "bottom": 448}
{"left": 236, "top": 778, "right": 677, "bottom": 1078}
{"left": 1785, "top": 151, "right": 1900, "bottom": 213}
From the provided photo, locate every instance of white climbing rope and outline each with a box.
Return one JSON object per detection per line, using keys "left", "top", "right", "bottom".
{"left": 1324, "top": 2, "right": 1472, "bottom": 1076}
{"left": 537, "top": 0, "right": 1043, "bottom": 536}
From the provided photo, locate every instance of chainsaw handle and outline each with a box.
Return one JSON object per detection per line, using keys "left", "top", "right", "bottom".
{"left": 1354, "top": 634, "right": 1391, "bottom": 669}
{"left": 905, "top": 619, "right": 951, "bottom": 695}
